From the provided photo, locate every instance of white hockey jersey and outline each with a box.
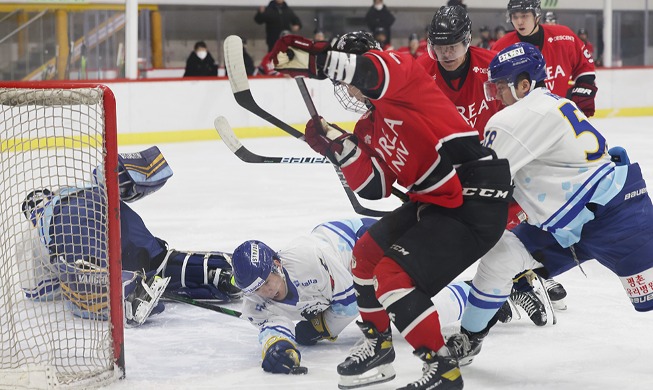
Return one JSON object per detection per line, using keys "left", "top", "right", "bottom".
{"left": 482, "top": 88, "right": 627, "bottom": 247}
{"left": 240, "top": 220, "right": 362, "bottom": 347}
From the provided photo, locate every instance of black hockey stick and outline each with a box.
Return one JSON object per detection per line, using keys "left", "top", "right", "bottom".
{"left": 294, "top": 77, "right": 409, "bottom": 203}
{"left": 214, "top": 116, "right": 329, "bottom": 164}
{"left": 223, "top": 35, "right": 391, "bottom": 217}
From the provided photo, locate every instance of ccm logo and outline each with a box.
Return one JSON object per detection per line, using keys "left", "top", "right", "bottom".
{"left": 462, "top": 187, "right": 510, "bottom": 199}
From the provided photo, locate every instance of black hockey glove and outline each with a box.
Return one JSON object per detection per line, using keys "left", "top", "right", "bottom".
{"left": 295, "top": 311, "right": 337, "bottom": 346}
{"left": 261, "top": 337, "right": 301, "bottom": 374}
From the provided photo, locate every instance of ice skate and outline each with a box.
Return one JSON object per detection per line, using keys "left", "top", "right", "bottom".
{"left": 125, "top": 274, "right": 170, "bottom": 326}
{"left": 511, "top": 289, "right": 547, "bottom": 326}
{"left": 337, "top": 321, "right": 396, "bottom": 389}
{"left": 397, "top": 346, "right": 463, "bottom": 390}
{"left": 446, "top": 327, "right": 488, "bottom": 366}
{"left": 543, "top": 278, "right": 567, "bottom": 310}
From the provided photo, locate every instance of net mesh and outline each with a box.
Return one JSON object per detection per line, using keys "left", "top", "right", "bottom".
{"left": 0, "top": 87, "right": 120, "bottom": 389}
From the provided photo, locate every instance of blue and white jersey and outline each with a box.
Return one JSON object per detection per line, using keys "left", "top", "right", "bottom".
{"left": 483, "top": 88, "right": 626, "bottom": 247}
{"left": 241, "top": 219, "right": 370, "bottom": 347}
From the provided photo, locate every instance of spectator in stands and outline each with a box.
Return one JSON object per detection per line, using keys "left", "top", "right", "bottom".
{"left": 397, "top": 33, "right": 426, "bottom": 58}
{"left": 183, "top": 41, "right": 218, "bottom": 77}
{"left": 255, "top": 0, "right": 302, "bottom": 52}
{"left": 578, "top": 28, "right": 595, "bottom": 57}
{"left": 477, "top": 26, "right": 495, "bottom": 49}
{"left": 365, "top": 0, "right": 395, "bottom": 43}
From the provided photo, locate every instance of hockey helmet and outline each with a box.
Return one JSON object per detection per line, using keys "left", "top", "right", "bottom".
{"left": 427, "top": 6, "right": 472, "bottom": 61}
{"left": 507, "top": 0, "right": 542, "bottom": 22}
{"left": 333, "top": 31, "right": 381, "bottom": 54}
{"left": 484, "top": 42, "right": 546, "bottom": 101}
{"left": 232, "top": 240, "right": 277, "bottom": 293}
{"left": 544, "top": 11, "right": 557, "bottom": 24}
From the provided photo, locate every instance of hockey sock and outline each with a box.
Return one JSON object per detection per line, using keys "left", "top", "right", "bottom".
{"left": 352, "top": 233, "right": 390, "bottom": 332}
{"left": 374, "top": 257, "right": 444, "bottom": 352}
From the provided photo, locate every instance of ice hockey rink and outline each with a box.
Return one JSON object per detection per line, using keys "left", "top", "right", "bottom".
{"left": 106, "top": 115, "right": 653, "bottom": 390}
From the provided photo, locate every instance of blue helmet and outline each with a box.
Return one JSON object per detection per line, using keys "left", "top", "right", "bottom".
{"left": 232, "top": 240, "right": 276, "bottom": 293}
{"left": 488, "top": 42, "right": 546, "bottom": 86}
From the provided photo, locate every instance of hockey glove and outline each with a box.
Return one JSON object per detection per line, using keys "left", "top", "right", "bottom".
{"left": 261, "top": 336, "right": 301, "bottom": 374}
{"left": 295, "top": 311, "right": 338, "bottom": 346}
{"left": 305, "top": 117, "right": 359, "bottom": 166}
{"left": 270, "top": 35, "right": 330, "bottom": 79}
{"left": 566, "top": 82, "right": 598, "bottom": 117}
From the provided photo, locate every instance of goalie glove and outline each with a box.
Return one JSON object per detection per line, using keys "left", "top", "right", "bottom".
{"left": 261, "top": 336, "right": 301, "bottom": 374}
{"left": 270, "top": 35, "right": 329, "bottom": 79}
{"left": 304, "top": 117, "right": 359, "bottom": 166}
{"left": 566, "top": 81, "right": 597, "bottom": 117}
{"left": 295, "top": 311, "right": 338, "bottom": 346}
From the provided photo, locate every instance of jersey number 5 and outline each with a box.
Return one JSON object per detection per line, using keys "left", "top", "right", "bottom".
{"left": 559, "top": 102, "right": 606, "bottom": 161}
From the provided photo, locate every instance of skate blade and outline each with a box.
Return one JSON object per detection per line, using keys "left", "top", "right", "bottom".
{"left": 552, "top": 299, "right": 567, "bottom": 311}
{"left": 338, "top": 364, "right": 396, "bottom": 389}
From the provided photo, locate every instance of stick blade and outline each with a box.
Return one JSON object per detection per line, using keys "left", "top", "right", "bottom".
{"left": 214, "top": 116, "right": 243, "bottom": 153}
{"left": 223, "top": 35, "right": 249, "bottom": 94}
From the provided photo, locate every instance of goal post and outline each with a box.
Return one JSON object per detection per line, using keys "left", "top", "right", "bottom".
{"left": 0, "top": 82, "right": 124, "bottom": 389}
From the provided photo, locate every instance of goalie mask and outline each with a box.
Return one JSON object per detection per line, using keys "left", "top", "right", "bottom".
{"left": 484, "top": 42, "right": 546, "bottom": 102}
{"left": 232, "top": 240, "right": 279, "bottom": 294}
{"left": 331, "top": 31, "right": 381, "bottom": 114}
{"left": 427, "top": 5, "right": 472, "bottom": 62}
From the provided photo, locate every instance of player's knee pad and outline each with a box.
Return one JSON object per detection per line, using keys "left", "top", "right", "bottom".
{"left": 352, "top": 232, "right": 385, "bottom": 280}
{"left": 373, "top": 257, "right": 415, "bottom": 307}
{"left": 58, "top": 259, "right": 110, "bottom": 321}
{"left": 159, "top": 250, "right": 241, "bottom": 301}
{"left": 619, "top": 266, "right": 653, "bottom": 312}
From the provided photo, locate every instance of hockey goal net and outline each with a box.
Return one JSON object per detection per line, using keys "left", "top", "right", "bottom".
{"left": 0, "top": 83, "right": 123, "bottom": 389}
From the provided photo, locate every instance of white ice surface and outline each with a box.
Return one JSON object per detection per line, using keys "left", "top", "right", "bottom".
{"left": 107, "top": 116, "right": 653, "bottom": 390}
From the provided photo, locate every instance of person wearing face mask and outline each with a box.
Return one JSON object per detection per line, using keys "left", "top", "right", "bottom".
{"left": 183, "top": 41, "right": 218, "bottom": 77}
{"left": 365, "top": 0, "right": 395, "bottom": 44}
{"left": 492, "top": 0, "right": 597, "bottom": 117}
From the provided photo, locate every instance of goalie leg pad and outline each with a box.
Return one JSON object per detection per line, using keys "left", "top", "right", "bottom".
{"left": 159, "top": 250, "right": 242, "bottom": 301}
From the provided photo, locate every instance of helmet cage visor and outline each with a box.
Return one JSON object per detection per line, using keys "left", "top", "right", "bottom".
{"left": 334, "top": 82, "right": 370, "bottom": 114}
{"left": 427, "top": 33, "right": 471, "bottom": 62}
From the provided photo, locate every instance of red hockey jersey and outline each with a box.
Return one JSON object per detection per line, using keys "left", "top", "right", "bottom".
{"left": 492, "top": 24, "right": 595, "bottom": 97}
{"left": 416, "top": 46, "right": 503, "bottom": 133}
{"left": 340, "top": 50, "right": 486, "bottom": 208}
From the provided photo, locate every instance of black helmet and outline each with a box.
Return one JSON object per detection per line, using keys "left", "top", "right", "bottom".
{"left": 507, "top": 0, "right": 542, "bottom": 20}
{"left": 428, "top": 5, "right": 472, "bottom": 46}
{"left": 577, "top": 28, "right": 587, "bottom": 35}
{"left": 544, "top": 11, "right": 557, "bottom": 24}
{"left": 333, "top": 31, "right": 381, "bottom": 54}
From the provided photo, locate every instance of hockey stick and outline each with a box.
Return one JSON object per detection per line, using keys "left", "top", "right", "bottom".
{"left": 223, "top": 35, "right": 391, "bottom": 217}
{"left": 214, "top": 116, "right": 329, "bottom": 164}
{"left": 162, "top": 291, "right": 243, "bottom": 318}
{"left": 294, "top": 77, "right": 409, "bottom": 203}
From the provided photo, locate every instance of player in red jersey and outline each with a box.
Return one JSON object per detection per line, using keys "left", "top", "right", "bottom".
{"left": 269, "top": 31, "right": 512, "bottom": 390}
{"left": 493, "top": 0, "right": 597, "bottom": 117}
{"left": 417, "top": 5, "right": 502, "bottom": 134}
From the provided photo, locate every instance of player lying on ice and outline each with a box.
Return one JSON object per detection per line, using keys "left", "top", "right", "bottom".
{"left": 19, "top": 146, "right": 241, "bottom": 326}
{"left": 445, "top": 42, "right": 653, "bottom": 369}
{"left": 230, "top": 219, "right": 486, "bottom": 376}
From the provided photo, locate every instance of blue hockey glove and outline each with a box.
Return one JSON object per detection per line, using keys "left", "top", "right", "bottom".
{"left": 261, "top": 337, "right": 301, "bottom": 374}
{"left": 295, "top": 311, "right": 337, "bottom": 346}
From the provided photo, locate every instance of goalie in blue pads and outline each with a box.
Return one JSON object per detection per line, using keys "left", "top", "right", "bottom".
{"left": 20, "top": 146, "right": 241, "bottom": 326}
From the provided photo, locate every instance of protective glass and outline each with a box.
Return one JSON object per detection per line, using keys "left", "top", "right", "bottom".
{"left": 428, "top": 40, "right": 470, "bottom": 62}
